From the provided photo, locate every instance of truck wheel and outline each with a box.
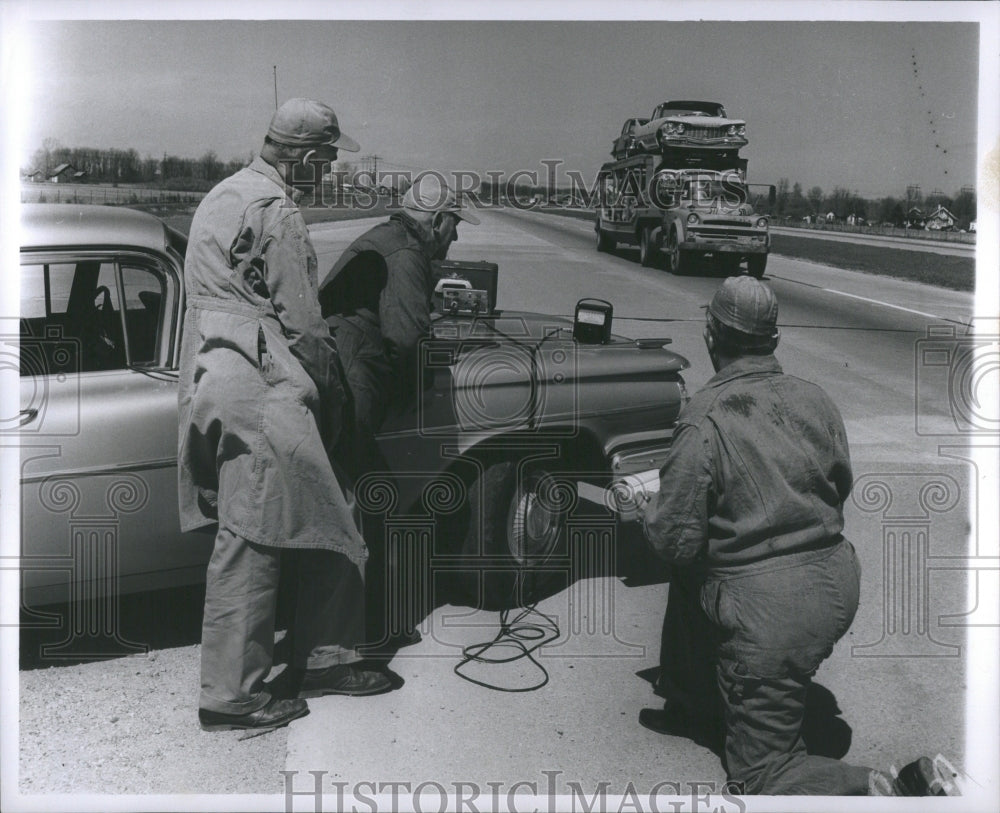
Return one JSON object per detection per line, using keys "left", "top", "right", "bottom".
{"left": 639, "top": 226, "right": 659, "bottom": 268}
{"left": 455, "top": 459, "right": 569, "bottom": 610}
{"left": 747, "top": 255, "right": 767, "bottom": 279}
{"left": 596, "top": 224, "right": 615, "bottom": 252}
{"left": 666, "top": 229, "right": 688, "bottom": 275}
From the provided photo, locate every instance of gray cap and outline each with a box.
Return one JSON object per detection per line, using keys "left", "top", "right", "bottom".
{"left": 707, "top": 276, "right": 778, "bottom": 336}
{"left": 267, "top": 98, "right": 359, "bottom": 152}
{"left": 402, "top": 174, "right": 480, "bottom": 225}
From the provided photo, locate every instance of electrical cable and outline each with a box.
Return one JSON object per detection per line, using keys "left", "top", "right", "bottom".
{"left": 452, "top": 601, "right": 561, "bottom": 692}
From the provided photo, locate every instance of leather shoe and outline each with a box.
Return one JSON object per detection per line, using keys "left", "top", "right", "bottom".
{"left": 894, "top": 756, "right": 949, "bottom": 796}
{"left": 199, "top": 697, "right": 308, "bottom": 731}
{"left": 298, "top": 663, "right": 393, "bottom": 698}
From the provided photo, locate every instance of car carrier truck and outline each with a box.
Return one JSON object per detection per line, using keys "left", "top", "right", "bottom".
{"left": 595, "top": 151, "right": 775, "bottom": 277}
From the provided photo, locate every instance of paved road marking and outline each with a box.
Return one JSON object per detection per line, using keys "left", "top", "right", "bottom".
{"left": 771, "top": 273, "right": 969, "bottom": 326}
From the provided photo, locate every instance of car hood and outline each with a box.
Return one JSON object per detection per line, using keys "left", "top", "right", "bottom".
{"left": 431, "top": 309, "right": 690, "bottom": 375}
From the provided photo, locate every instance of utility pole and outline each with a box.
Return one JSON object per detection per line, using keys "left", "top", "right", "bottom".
{"left": 273, "top": 66, "right": 278, "bottom": 110}
{"left": 361, "top": 155, "right": 382, "bottom": 186}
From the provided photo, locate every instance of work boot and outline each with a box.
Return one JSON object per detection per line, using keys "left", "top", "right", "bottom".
{"left": 868, "top": 757, "right": 953, "bottom": 796}
{"left": 297, "top": 663, "right": 393, "bottom": 698}
{"left": 894, "top": 756, "right": 950, "bottom": 796}
{"left": 199, "top": 697, "right": 309, "bottom": 731}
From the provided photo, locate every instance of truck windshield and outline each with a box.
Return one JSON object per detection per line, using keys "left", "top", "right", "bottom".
{"left": 681, "top": 178, "right": 747, "bottom": 207}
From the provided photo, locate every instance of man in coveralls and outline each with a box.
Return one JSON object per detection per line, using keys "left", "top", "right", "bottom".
{"left": 179, "top": 99, "right": 391, "bottom": 732}
{"left": 324, "top": 174, "right": 479, "bottom": 650}
{"left": 639, "top": 276, "right": 940, "bottom": 796}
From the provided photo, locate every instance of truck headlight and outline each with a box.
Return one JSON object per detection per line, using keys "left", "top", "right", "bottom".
{"left": 756, "top": 217, "right": 768, "bottom": 228}
{"left": 687, "top": 213, "right": 700, "bottom": 225}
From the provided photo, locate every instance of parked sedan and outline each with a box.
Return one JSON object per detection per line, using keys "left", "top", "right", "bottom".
{"left": 17, "top": 204, "right": 690, "bottom": 616}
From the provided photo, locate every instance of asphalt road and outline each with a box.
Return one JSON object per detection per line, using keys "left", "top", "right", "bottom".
{"left": 287, "top": 210, "right": 985, "bottom": 807}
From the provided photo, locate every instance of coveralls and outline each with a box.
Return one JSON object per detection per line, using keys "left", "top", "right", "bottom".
{"left": 178, "top": 156, "right": 368, "bottom": 715}
{"left": 324, "top": 212, "right": 439, "bottom": 641}
{"left": 643, "top": 354, "right": 875, "bottom": 795}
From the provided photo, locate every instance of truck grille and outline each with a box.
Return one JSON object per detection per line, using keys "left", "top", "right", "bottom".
{"left": 692, "top": 226, "right": 758, "bottom": 240}
{"left": 703, "top": 219, "right": 752, "bottom": 228}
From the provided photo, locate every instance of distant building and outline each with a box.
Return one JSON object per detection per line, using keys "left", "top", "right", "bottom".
{"left": 905, "top": 207, "right": 926, "bottom": 229}
{"left": 924, "top": 205, "right": 956, "bottom": 231}
{"left": 49, "top": 163, "right": 74, "bottom": 183}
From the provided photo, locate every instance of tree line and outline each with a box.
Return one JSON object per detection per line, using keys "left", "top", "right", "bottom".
{"left": 24, "top": 140, "right": 979, "bottom": 228}
{"left": 768, "top": 179, "right": 977, "bottom": 229}
{"left": 25, "top": 138, "right": 252, "bottom": 192}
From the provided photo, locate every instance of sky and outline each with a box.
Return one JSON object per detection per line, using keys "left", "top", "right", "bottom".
{"left": 6, "top": 4, "right": 995, "bottom": 200}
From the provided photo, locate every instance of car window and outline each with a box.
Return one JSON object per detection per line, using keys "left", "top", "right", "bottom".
{"left": 20, "top": 257, "right": 170, "bottom": 374}
{"left": 120, "top": 263, "right": 167, "bottom": 365}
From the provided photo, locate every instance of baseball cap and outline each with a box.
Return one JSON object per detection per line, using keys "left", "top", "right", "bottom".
{"left": 402, "top": 174, "right": 480, "bottom": 225}
{"left": 707, "top": 276, "right": 778, "bottom": 337}
{"left": 267, "top": 98, "right": 360, "bottom": 152}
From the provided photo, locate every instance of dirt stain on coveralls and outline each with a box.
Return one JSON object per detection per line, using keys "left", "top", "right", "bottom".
{"left": 721, "top": 393, "right": 756, "bottom": 417}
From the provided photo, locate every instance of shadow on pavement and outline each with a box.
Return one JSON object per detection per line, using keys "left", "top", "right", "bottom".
{"left": 19, "top": 583, "right": 206, "bottom": 670}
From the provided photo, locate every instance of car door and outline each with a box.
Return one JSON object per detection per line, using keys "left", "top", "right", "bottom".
{"left": 18, "top": 247, "right": 210, "bottom": 610}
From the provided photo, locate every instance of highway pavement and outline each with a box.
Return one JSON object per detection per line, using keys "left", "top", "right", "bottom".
{"left": 285, "top": 210, "right": 991, "bottom": 809}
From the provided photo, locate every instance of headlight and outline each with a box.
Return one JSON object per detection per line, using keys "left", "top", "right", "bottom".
{"left": 756, "top": 217, "right": 768, "bottom": 228}
{"left": 727, "top": 124, "right": 737, "bottom": 136}
{"left": 738, "top": 125, "right": 746, "bottom": 136}
{"left": 676, "top": 123, "right": 685, "bottom": 134}
{"left": 660, "top": 123, "right": 677, "bottom": 136}
{"left": 687, "top": 213, "right": 700, "bottom": 225}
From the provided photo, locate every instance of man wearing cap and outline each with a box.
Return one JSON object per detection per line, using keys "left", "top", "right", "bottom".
{"left": 179, "top": 98, "right": 391, "bottom": 733}
{"left": 321, "top": 173, "right": 479, "bottom": 650}
{"left": 638, "top": 277, "right": 938, "bottom": 796}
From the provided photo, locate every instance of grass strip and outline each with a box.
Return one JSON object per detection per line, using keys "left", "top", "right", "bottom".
{"left": 769, "top": 234, "right": 973, "bottom": 292}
